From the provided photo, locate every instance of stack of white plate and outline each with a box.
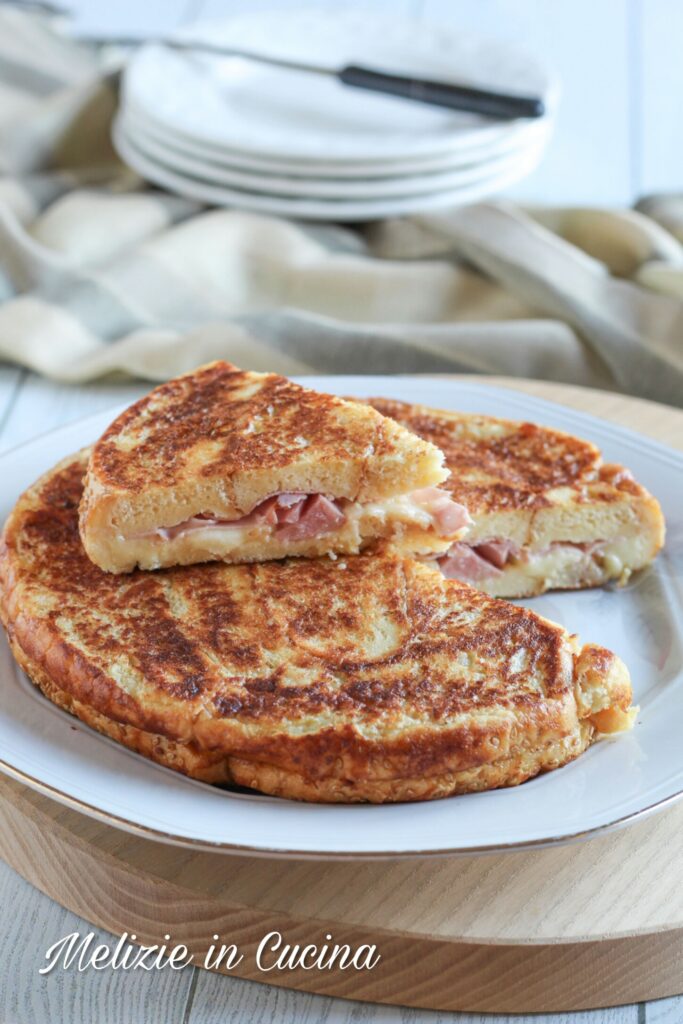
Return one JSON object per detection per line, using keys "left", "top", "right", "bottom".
{"left": 115, "top": 9, "right": 557, "bottom": 221}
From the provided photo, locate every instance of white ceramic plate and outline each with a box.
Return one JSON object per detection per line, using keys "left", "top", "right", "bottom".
{"left": 0, "top": 378, "right": 680, "bottom": 860}
{"left": 121, "top": 95, "right": 553, "bottom": 180}
{"left": 122, "top": 9, "right": 556, "bottom": 165}
{"left": 117, "top": 108, "right": 552, "bottom": 200}
{"left": 112, "top": 120, "right": 546, "bottom": 220}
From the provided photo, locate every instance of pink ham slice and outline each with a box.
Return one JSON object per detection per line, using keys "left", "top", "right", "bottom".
{"left": 437, "top": 539, "right": 521, "bottom": 582}
{"left": 275, "top": 493, "right": 307, "bottom": 523}
{"left": 474, "top": 538, "right": 520, "bottom": 570}
{"left": 439, "top": 543, "right": 503, "bottom": 582}
{"left": 251, "top": 497, "right": 278, "bottom": 526}
{"left": 276, "top": 494, "right": 346, "bottom": 542}
{"left": 158, "top": 494, "right": 336, "bottom": 540}
{"left": 247, "top": 493, "right": 312, "bottom": 527}
{"left": 410, "top": 487, "right": 470, "bottom": 536}
{"left": 155, "top": 486, "right": 467, "bottom": 545}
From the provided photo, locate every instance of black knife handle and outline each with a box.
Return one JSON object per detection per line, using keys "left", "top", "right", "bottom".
{"left": 338, "top": 64, "right": 545, "bottom": 120}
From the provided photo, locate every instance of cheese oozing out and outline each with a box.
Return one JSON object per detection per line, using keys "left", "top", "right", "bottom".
{"left": 130, "top": 487, "right": 470, "bottom": 547}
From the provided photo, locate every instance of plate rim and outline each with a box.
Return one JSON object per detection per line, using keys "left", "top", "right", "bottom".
{"left": 111, "top": 120, "right": 546, "bottom": 220}
{"left": 116, "top": 110, "right": 551, "bottom": 199}
{"left": 2, "top": 753, "right": 682, "bottom": 862}
{"left": 120, "top": 94, "right": 553, "bottom": 178}
{"left": 0, "top": 377, "right": 681, "bottom": 860}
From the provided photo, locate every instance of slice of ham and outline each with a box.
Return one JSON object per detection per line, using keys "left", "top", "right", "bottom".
{"left": 253, "top": 497, "right": 279, "bottom": 526}
{"left": 274, "top": 493, "right": 307, "bottom": 524}
{"left": 435, "top": 537, "right": 606, "bottom": 584}
{"left": 439, "top": 543, "right": 503, "bottom": 582}
{"left": 410, "top": 487, "right": 471, "bottom": 537}
{"left": 473, "top": 538, "right": 520, "bottom": 570}
{"left": 276, "top": 494, "right": 346, "bottom": 542}
{"left": 155, "top": 494, "right": 330, "bottom": 541}
{"left": 437, "top": 538, "right": 521, "bottom": 582}
{"left": 151, "top": 486, "right": 466, "bottom": 546}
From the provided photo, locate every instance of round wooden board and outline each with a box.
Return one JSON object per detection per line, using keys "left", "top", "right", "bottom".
{"left": 2, "top": 377, "right": 683, "bottom": 1015}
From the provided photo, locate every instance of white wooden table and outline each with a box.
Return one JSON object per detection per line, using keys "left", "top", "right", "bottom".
{"left": 0, "top": 363, "right": 680, "bottom": 1023}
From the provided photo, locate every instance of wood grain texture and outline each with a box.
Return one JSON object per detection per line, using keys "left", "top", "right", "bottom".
{"left": 0, "top": 373, "right": 146, "bottom": 451}
{"left": 0, "top": 856, "right": 193, "bottom": 1024}
{"left": 645, "top": 998, "right": 683, "bottom": 1023}
{"left": 0, "top": 375, "right": 681, "bottom": 1020}
{"left": 187, "top": 973, "right": 639, "bottom": 1024}
{"left": 0, "top": 850, "right": 645, "bottom": 1024}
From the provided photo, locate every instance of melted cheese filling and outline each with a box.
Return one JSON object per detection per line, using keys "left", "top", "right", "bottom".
{"left": 129, "top": 492, "right": 467, "bottom": 546}
{"left": 437, "top": 537, "right": 637, "bottom": 584}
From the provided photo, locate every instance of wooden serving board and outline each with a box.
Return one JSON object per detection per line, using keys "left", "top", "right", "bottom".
{"left": 1, "top": 378, "right": 682, "bottom": 1016}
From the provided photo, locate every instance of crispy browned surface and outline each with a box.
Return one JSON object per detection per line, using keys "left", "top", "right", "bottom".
{"left": 363, "top": 397, "right": 665, "bottom": 599}
{"left": 79, "top": 364, "right": 451, "bottom": 573}
{"left": 88, "top": 363, "right": 433, "bottom": 492}
{"left": 365, "top": 398, "right": 609, "bottom": 513}
{"left": 7, "top": 632, "right": 232, "bottom": 784}
{"left": 227, "top": 723, "right": 596, "bottom": 803}
{"left": 0, "top": 452, "right": 633, "bottom": 802}
{"left": 7, "top": 630, "right": 596, "bottom": 804}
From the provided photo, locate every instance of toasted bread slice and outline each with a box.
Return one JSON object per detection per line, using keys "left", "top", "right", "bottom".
{"left": 79, "top": 363, "right": 468, "bottom": 573}
{"left": 0, "top": 451, "right": 634, "bottom": 804}
{"left": 364, "top": 399, "right": 665, "bottom": 599}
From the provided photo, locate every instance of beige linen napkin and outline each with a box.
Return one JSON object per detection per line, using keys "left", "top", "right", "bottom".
{"left": 0, "top": 9, "right": 682, "bottom": 405}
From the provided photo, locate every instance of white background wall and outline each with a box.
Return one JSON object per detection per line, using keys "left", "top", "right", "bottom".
{"left": 63, "top": 0, "right": 682, "bottom": 205}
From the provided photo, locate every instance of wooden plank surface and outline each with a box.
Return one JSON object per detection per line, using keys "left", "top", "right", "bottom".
{"left": 0, "top": 851, "right": 194, "bottom": 1023}
{"left": 186, "top": 973, "right": 639, "bottom": 1024}
{"left": 0, "top": 369, "right": 681, "bottom": 1023}
{"left": 0, "top": 374, "right": 146, "bottom": 450}
{"left": 646, "top": 1000, "right": 683, "bottom": 1023}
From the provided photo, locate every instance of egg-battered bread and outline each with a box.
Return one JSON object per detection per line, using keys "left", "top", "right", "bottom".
{"left": 364, "top": 398, "right": 665, "bottom": 599}
{"left": 79, "top": 363, "right": 468, "bottom": 573}
{"left": 0, "top": 451, "right": 635, "bottom": 804}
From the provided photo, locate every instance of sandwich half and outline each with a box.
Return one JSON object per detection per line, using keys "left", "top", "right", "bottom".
{"left": 79, "top": 363, "right": 469, "bottom": 573}
{"left": 364, "top": 398, "right": 665, "bottom": 599}
{"left": 0, "top": 450, "right": 635, "bottom": 804}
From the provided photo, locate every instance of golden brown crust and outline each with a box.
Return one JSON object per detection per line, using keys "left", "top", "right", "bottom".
{"left": 79, "top": 364, "right": 452, "bottom": 573}
{"left": 90, "top": 362, "right": 418, "bottom": 489}
{"left": 8, "top": 629, "right": 597, "bottom": 804}
{"left": 365, "top": 398, "right": 637, "bottom": 513}
{"left": 363, "top": 398, "right": 596, "bottom": 512}
{"left": 364, "top": 398, "right": 665, "bottom": 597}
{"left": 0, "top": 452, "right": 634, "bottom": 803}
{"left": 228, "top": 723, "right": 595, "bottom": 803}
{"left": 6, "top": 632, "right": 232, "bottom": 784}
